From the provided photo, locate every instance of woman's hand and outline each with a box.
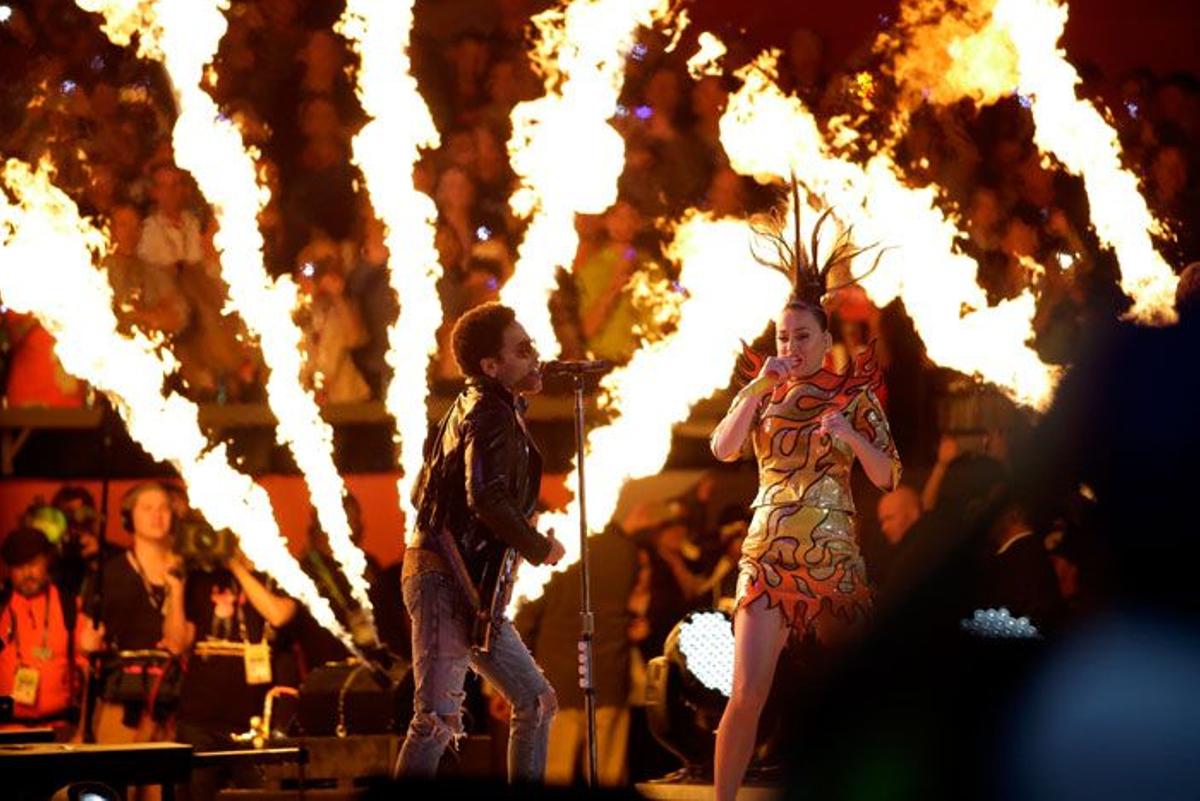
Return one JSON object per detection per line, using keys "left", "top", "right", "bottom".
{"left": 818, "top": 411, "right": 856, "bottom": 444}
{"left": 758, "top": 355, "right": 797, "bottom": 382}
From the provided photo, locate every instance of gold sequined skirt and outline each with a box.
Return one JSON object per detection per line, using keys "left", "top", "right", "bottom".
{"left": 736, "top": 503, "right": 873, "bottom": 634}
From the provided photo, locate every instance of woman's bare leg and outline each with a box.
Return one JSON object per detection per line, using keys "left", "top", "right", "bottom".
{"left": 714, "top": 597, "right": 789, "bottom": 801}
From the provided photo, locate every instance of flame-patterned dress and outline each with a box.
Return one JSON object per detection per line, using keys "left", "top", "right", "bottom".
{"left": 735, "top": 360, "right": 901, "bottom": 636}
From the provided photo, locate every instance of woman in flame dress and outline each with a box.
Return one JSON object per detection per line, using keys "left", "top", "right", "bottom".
{"left": 709, "top": 196, "right": 901, "bottom": 801}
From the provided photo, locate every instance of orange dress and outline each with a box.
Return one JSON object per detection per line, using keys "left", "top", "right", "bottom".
{"left": 735, "top": 364, "right": 901, "bottom": 635}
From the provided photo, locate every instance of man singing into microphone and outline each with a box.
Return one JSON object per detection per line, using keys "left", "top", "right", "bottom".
{"left": 396, "top": 302, "right": 565, "bottom": 783}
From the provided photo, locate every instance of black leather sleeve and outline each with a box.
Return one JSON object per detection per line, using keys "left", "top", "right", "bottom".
{"left": 463, "top": 403, "right": 553, "bottom": 565}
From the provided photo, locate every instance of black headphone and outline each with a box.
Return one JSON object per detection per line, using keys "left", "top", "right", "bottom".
{"left": 120, "top": 481, "right": 172, "bottom": 533}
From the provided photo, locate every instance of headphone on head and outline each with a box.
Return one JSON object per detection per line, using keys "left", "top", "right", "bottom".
{"left": 120, "top": 481, "right": 172, "bottom": 534}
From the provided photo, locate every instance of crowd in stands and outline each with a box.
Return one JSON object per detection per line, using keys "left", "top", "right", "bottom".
{"left": 3, "top": 0, "right": 1193, "bottom": 410}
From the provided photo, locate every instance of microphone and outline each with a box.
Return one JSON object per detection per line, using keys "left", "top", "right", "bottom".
{"left": 740, "top": 368, "right": 783, "bottom": 398}
{"left": 540, "top": 359, "right": 612, "bottom": 377}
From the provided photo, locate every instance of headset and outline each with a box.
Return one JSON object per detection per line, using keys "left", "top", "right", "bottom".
{"left": 119, "top": 481, "right": 173, "bottom": 534}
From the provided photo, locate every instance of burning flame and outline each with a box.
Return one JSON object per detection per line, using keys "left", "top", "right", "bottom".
{"left": 687, "top": 32, "right": 728, "bottom": 79}
{"left": 0, "top": 158, "right": 350, "bottom": 645}
{"left": 991, "top": 0, "right": 1178, "bottom": 323}
{"left": 880, "top": 0, "right": 1018, "bottom": 112}
{"left": 881, "top": 0, "right": 1178, "bottom": 323}
{"left": 722, "top": 52, "right": 1060, "bottom": 409}
{"left": 511, "top": 212, "right": 790, "bottom": 607}
{"left": 337, "top": 1, "right": 442, "bottom": 545}
{"left": 500, "top": 0, "right": 672, "bottom": 356}
{"left": 78, "top": 0, "right": 376, "bottom": 629}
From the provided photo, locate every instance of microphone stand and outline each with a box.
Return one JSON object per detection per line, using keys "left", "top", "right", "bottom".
{"left": 570, "top": 373, "right": 599, "bottom": 788}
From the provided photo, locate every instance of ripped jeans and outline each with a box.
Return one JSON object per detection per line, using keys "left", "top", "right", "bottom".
{"left": 394, "top": 570, "right": 557, "bottom": 783}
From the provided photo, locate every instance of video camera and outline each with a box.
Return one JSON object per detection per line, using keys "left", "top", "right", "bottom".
{"left": 173, "top": 511, "right": 237, "bottom": 571}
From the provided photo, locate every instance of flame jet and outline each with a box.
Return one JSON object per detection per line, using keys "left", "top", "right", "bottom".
{"left": 0, "top": 158, "right": 351, "bottom": 647}
{"left": 337, "top": 0, "right": 443, "bottom": 545}
{"left": 77, "top": 0, "right": 376, "bottom": 631}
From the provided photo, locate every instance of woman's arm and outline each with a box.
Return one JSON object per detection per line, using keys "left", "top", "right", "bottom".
{"left": 711, "top": 356, "right": 790, "bottom": 462}
{"left": 820, "top": 390, "right": 903, "bottom": 491}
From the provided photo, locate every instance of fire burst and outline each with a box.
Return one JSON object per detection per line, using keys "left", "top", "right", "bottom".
{"left": 0, "top": 158, "right": 350, "bottom": 645}
{"left": 882, "top": 0, "right": 1178, "bottom": 323}
{"left": 337, "top": 1, "right": 442, "bottom": 545}
{"left": 992, "top": 0, "right": 1178, "bottom": 323}
{"left": 723, "top": 52, "right": 1060, "bottom": 410}
{"left": 500, "top": 0, "right": 672, "bottom": 356}
{"left": 78, "top": 0, "right": 375, "bottom": 628}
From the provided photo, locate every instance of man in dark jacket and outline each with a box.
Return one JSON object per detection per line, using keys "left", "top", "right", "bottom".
{"left": 395, "top": 302, "right": 565, "bottom": 783}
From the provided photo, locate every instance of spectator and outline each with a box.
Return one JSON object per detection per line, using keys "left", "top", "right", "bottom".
{"left": 693, "top": 506, "right": 750, "bottom": 612}
{"left": 880, "top": 452, "right": 1009, "bottom": 613}
{"left": 446, "top": 34, "right": 491, "bottom": 126}
{"left": 345, "top": 212, "right": 399, "bottom": 399}
{"left": 872, "top": 485, "right": 923, "bottom": 586}
{"left": 689, "top": 75, "right": 728, "bottom": 164}
{"left": 50, "top": 485, "right": 117, "bottom": 604}
{"left": 574, "top": 200, "right": 664, "bottom": 363}
{"left": 0, "top": 527, "right": 79, "bottom": 737}
{"left": 964, "top": 185, "right": 1005, "bottom": 253}
{"left": 878, "top": 485, "right": 922, "bottom": 547}
{"left": 295, "top": 30, "right": 359, "bottom": 128}
{"left": 295, "top": 238, "right": 371, "bottom": 405}
{"left": 704, "top": 165, "right": 749, "bottom": 219}
{"left": 784, "top": 28, "right": 825, "bottom": 102}
{"left": 81, "top": 161, "right": 120, "bottom": 218}
{"left": 138, "top": 163, "right": 204, "bottom": 271}
{"left": 435, "top": 165, "right": 510, "bottom": 280}
{"left": 977, "top": 502, "right": 1064, "bottom": 634}
{"left": 480, "top": 57, "right": 536, "bottom": 133}
{"left": 921, "top": 434, "right": 960, "bottom": 512}
{"left": 635, "top": 502, "right": 705, "bottom": 657}
{"left": 472, "top": 123, "right": 516, "bottom": 209}
{"left": 106, "top": 203, "right": 190, "bottom": 337}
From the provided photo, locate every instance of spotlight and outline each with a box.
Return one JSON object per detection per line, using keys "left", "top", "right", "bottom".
{"left": 644, "top": 610, "right": 735, "bottom": 779}
{"left": 49, "top": 782, "right": 121, "bottom": 801}
{"left": 645, "top": 610, "right": 788, "bottom": 782}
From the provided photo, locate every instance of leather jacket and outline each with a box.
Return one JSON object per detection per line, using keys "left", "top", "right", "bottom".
{"left": 410, "top": 375, "right": 551, "bottom": 605}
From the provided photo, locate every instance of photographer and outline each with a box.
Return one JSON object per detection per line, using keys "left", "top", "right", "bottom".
{"left": 77, "top": 482, "right": 193, "bottom": 756}
{"left": 177, "top": 548, "right": 298, "bottom": 801}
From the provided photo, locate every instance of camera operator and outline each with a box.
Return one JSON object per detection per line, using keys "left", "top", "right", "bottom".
{"left": 77, "top": 481, "right": 193, "bottom": 755}
{"left": 177, "top": 545, "right": 298, "bottom": 801}
{"left": 50, "top": 485, "right": 120, "bottom": 603}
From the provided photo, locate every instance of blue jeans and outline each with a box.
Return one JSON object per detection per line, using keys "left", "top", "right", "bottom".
{"left": 394, "top": 571, "right": 557, "bottom": 783}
